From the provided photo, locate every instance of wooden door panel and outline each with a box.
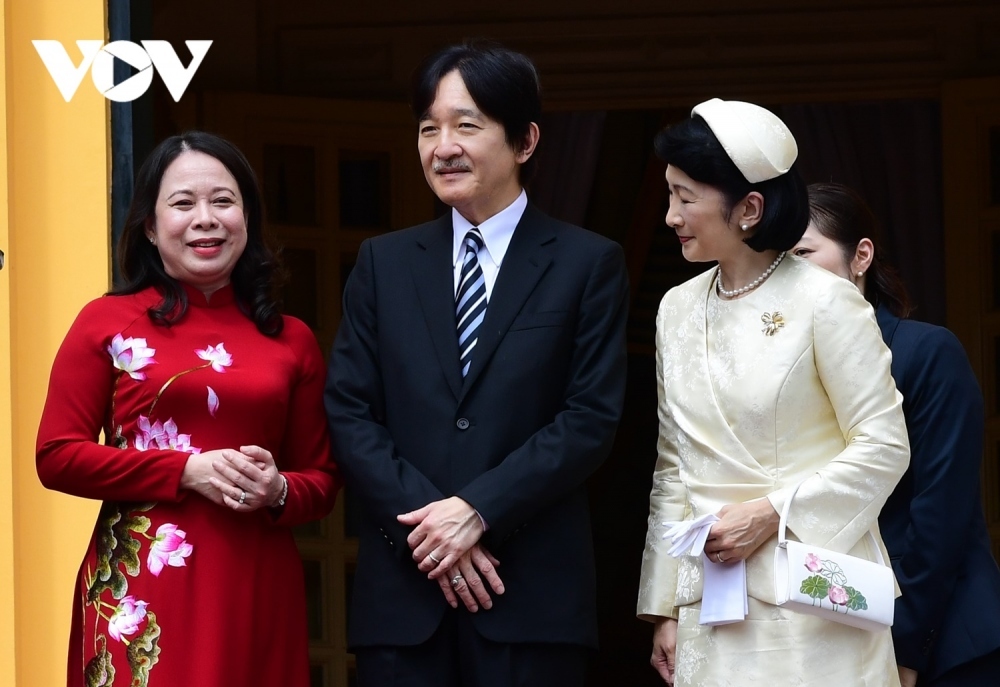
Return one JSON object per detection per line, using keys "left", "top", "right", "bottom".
{"left": 943, "top": 78, "right": 1000, "bottom": 560}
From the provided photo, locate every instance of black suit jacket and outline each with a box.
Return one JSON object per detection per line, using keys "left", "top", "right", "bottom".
{"left": 325, "top": 203, "right": 629, "bottom": 649}
{"left": 877, "top": 306, "right": 1000, "bottom": 678}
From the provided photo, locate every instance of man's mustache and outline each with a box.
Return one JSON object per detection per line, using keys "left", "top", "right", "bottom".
{"left": 433, "top": 160, "right": 471, "bottom": 173}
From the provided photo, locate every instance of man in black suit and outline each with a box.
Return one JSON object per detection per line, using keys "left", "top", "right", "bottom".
{"left": 324, "top": 42, "right": 628, "bottom": 686}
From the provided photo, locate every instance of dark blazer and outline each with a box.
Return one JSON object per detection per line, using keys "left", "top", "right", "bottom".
{"left": 325, "top": 203, "right": 629, "bottom": 649}
{"left": 877, "top": 306, "right": 1000, "bottom": 679}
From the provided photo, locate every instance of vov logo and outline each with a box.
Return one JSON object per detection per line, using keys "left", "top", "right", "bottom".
{"left": 32, "top": 40, "right": 212, "bottom": 103}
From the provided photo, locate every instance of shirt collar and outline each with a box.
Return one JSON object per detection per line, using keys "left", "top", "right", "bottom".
{"left": 452, "top": 190, "right": 528, "bottom": 268}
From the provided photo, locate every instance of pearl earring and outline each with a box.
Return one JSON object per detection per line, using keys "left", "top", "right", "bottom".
{"left": 740, "top": 224, "right": 749, "bottom": 232}
{"left": 857, "top": 271, "right": 864, "bottom": 277}
{"left": 149, "top": 236, "right": 155, "bottom": 245}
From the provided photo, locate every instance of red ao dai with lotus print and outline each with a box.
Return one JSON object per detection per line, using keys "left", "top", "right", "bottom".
{"left": 36, "top": 284, "right": 339, "bottom": 686}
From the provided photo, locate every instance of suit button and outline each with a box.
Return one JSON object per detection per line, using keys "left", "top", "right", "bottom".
{"left": 456, "top": 418, "right": 470, "bottom": 430}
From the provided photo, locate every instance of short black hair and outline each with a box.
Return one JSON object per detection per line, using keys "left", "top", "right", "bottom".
{"left": 412, "top": 41, "right": 541, "bottom": 183}
{"left": 110, "top": 131, "right": 284, "bottom": 336}
{"left": 654, "top": 115, "right": 809, "bottom": 252}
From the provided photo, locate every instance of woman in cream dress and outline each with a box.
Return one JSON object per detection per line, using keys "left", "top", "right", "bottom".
{"left": 637, "top": 100, "right": 910, "bottom": 686}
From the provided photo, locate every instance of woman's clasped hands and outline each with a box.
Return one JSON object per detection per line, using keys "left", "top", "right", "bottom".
{"left": 181, "top": 444, "right": 285, "bottom": 512}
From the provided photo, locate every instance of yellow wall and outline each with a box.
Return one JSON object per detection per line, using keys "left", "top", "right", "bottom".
{"left": 2, "top": 0, "right": 109, "bottom": 685}
{"left": 0, "top": 1, "right": 14, "bottom": 683}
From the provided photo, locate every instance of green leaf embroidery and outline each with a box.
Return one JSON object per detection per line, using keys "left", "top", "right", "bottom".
{"left": 800, "top": 574, "right": 831, "bottom": 599}
{"left": 84, "top": 635, "right": 116, "bottom": 687}
{"left": 844, "top": 585, "right": 869, "bottom": 611}
{"left": 89, "top": 505, "right": 126, "bottom": 602}
{"left": 127, "top": 610, "right": 161, "bottom": 687}
{"left": 87, "top": 503, "right": 155, "bottom": 603}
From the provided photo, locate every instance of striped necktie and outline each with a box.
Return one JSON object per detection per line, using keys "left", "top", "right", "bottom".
{"left": 456, "top": 228, "right": 487, "bottom": 378}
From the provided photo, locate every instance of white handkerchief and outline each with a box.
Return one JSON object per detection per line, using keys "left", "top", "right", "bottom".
{"left": 699, "top": 556, "right": 749, "bottom": 626}
{"left": 662, "top": 515, "right": 749, "bottom": 625}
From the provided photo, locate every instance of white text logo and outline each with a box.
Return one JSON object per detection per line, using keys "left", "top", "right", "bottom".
{"left": 32, "top": 40, "right": 213, "bottom": 103}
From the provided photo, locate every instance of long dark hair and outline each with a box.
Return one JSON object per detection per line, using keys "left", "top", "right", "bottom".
{"left": 654, "top": 115, "right": 809, "bottom": 252}
{"left": 807, "top": 182, "right": 912, "bottom": 318}
{"left": 111, "top": 131, "right": 283, "bottom": 336}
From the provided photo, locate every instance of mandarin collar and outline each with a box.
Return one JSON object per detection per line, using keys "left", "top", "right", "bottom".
{"left": 180, "top": 281, "right": 236, "bottom": 308}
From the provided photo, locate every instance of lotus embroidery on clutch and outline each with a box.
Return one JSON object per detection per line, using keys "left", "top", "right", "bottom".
{"left": 799, "top": 552, "right": 868, "bottom": 614}
{"left": 761, "top": 311, "right": 785, "bottom": 336}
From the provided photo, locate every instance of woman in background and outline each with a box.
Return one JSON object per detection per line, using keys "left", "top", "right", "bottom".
{"left": 793, "top": 182, "right": 1000, "bottom": 687}
{"left": 36, "top": 131, "right": 340, "bottom": 686}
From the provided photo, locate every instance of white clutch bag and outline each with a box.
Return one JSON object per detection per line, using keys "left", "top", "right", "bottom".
{"left": 774, "top": 482, "right": 895, "bottom": 632}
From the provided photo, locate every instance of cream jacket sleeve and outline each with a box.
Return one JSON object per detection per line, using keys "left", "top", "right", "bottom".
{"left": 637, "top": 306, "right": 688, "bottom": 622}
{"left": 765, "top": 276, "right": 910, "bottom": 551}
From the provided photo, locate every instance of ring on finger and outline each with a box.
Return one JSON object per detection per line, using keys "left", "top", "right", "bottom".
{"left": 451, "top": 574, "right": 465, "bottom": 588}
{"left": 428, "top": 553, "right": 441, "bottom": 564}
{"left": 239, "top": 490, "right": 247, "bottom": 505}
{"left": 716, "top": 552, "right": 724, "bottom": 564}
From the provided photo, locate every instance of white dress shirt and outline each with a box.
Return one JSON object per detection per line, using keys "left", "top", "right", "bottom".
{"left": 452, "top": 190, "right": 528, "bottom": 298}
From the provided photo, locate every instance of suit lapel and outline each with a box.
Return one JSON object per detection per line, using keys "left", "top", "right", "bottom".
{"left": 411, "top": 216, "right": 463, "bottom": 400}
{"left": 459, "top": 204, "right": 554, "bottom": 401}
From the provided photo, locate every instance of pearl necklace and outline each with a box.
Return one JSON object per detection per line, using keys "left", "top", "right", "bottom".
{"left": 716, "top": 251, "right": 786, "bottom": 299}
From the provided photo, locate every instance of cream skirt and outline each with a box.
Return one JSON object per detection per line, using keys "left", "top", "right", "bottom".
{"left": 674, "top": 598, "right": 900, "bottom": 687}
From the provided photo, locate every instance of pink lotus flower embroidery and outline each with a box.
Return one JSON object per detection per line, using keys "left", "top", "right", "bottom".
{"left": 107, "top": 596, "right": 148, "bottom": 643}
{"left": 134, "top": 415, "right": 201, "bottom": 454}
{"left": 196, "top": 343, "right": 232, "bottom": 373}
{"left": 107, "top": 334, "right": 156, "bottom": 381}
{"left": 147, "top": 522, "right": 193, "bottom": 576}
{"left": 805, "top": 553, "right": 822, "bottom": 573}
{"left": 828, "top": 584, "right": 849, "bottom": 606}
{"left": 207, "top": 386, "right": 219, "bottom": 417}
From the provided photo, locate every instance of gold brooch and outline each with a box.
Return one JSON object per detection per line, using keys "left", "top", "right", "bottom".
{"left": 761, "top": 311, "right": 785, "bottom": 336}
